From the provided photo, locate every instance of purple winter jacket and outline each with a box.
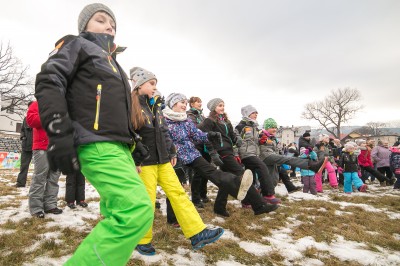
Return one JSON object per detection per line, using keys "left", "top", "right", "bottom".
{"left": 371, "top": 145, "right": 391, "bottom": 168}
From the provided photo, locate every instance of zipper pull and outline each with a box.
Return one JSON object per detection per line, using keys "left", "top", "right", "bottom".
{"left": 94, "top": 84, "right": 102, "bottom": 130}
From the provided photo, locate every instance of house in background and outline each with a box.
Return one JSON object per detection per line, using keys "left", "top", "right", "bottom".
{"left": 342, "top": 131, "right": 399, "bottom": 146}
{"left": 276, "top": 126, "right": 311, "bottom": 145}
{"left": 277, "top": 126, "right": 400, "bottom": 148}
{"left": 0, "top": 97, "right": 25, "bottom": 133}
{"left": 0, "top": 111, "right": 23, "bottom": 133}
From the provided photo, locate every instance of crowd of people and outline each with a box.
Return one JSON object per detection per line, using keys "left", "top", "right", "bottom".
{"left": 11, "top": 3, "right": 400, "bottom": 266}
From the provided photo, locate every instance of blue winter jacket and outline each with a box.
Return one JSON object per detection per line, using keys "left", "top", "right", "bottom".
{"left": 299, "top": 151, "right": 317, "bottom": 176}
{"left": 165, "top": 118, "right": 209, "bottom": 165}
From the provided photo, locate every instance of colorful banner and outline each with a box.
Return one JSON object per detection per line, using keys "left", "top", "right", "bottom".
{"left": 0, "top": 152, "right": 21, "bottom": 169}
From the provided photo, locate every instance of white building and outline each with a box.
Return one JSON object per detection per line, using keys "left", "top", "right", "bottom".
{"left": 0, "top": 97, "right": 25, "bottom": 133}
{"left": 277, "top": 125, "right": 311, "bottom": 145}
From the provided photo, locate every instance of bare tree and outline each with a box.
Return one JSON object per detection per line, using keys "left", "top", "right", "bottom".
{"left": 365, "top": 121, "right": 386, "bottom": 135}
{"left": 302, "top": 88, "right": 363, "bottom": 139}
{"left": 0, "top": 41, "right": 34, "bottom": 120}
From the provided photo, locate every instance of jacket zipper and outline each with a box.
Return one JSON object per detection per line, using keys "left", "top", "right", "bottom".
{"left": 107, "top": 55, "right": 117, "bottom": 73}
{"left": 107, "top": 42, "right": 118, "bottom": 73}
{"left": 94, "top": 84, "right": 102, "bottom": 130}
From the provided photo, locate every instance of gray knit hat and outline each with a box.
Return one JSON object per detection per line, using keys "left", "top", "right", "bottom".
{"left": 241, "top": 105, "right": 258, "bottom": 118}
{"left": 78, "top": 3, "right": 116, "bottom": 33}
{"left": 207, "top": 98, "right": 224, "bottom": 111}
{"left": 130, "top": 67, "right": 157, "bottom": 90}
{"left": 165, "top": 93, "right": 187, "bottom": 109}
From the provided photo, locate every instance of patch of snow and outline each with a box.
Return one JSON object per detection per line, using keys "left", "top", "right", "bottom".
{"left": 22, "top": 256, "right": 69, "bottom": 266}
{"left": 212, "top": 216, "right": 226, "bottom": 223}
{"left": 246, "top": 223, "right": 262, "bottom": 230}
{"left": 239, "top": 241, "right": 272, "bottom": 256}
{"left": 335, "top": 210, "right": 352, "bottom": 215}
{"left": 220, "top": 229, "right": 240, "bottom": 241}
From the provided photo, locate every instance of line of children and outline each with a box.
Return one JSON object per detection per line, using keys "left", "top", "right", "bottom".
{"left": 33, "top": 3, "right": 400, "bottom": 266}
{"left": 130, "top": 67, "right": 224, "bottom": 255}
{"left": 164, "top": 93, "right": 278, "bottom": 216}
{"left": 258, "top": 118, "right": 328, "bottom": 193}
{"left": 198, "top": 99, "right": 279, "bottom": 216}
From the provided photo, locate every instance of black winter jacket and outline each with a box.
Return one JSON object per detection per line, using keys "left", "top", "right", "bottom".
{"left": 20, "top": 117, "right": 33, "bottom": 151}
{"left": 338, "top": 152, "right": 359, "bottom": 172}
{"left": 198, "top": 117, "right": 237, "bottom": 157}
{"left": 135, "top": 95, "right": 176, "bottom": 166}
{"left": 35, "top": 32, "right": 134, "bottom": 145}
{"left": 186, "top": 108, "right": 205, "bottom": 125}
{"left": 298, "top": 136, "right": 313, "bottom": 150}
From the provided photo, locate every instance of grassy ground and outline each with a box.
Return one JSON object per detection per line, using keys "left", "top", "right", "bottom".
{"left": 0, "top": 169, "right": 399, "bottom": 265}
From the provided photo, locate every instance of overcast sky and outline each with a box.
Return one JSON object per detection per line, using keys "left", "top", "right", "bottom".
{"left": 1, "top": 0, "right": 399, "bottom": 127}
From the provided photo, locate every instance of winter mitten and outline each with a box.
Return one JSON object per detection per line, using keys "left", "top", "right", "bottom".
{"left": 207, "top": 131, "right": 222, "bottom": 146}
{"left": 47, "top": 115, "right": 79, "bottom": 174}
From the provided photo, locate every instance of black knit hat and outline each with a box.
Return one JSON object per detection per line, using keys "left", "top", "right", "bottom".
{"left": 303, "top": 132, "right": 311, "bottom": 138}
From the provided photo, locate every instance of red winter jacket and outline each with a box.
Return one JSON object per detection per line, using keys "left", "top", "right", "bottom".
{"left": 26, "top": 101, "right": 49, "bottom": 150}
{"left": 358, "top": 148, "right": 373, "bottom": 167}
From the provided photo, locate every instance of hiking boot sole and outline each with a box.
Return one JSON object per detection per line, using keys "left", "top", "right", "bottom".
{"left": 237, "top": 169, "right": 253, "bottom": 201}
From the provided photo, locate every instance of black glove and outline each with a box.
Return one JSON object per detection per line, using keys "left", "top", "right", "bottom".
{"left": 210, "top": 152, "right": 224, "bottom": 167}
{"left": 132, "top": 141, "right": 150, "bottom": 165}
{"left": 207, "top": 131, "right": 222, "bottom": 145}
{"left": 47, "top": 115, "right": 79, "bottom": 175}
{"left": 47, "top": 134, "right": 79, "bottom": 174}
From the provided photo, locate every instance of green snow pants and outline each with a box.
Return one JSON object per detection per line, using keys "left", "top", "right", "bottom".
{"left": 65, "top": 142, "right": 153, "bottom": 266}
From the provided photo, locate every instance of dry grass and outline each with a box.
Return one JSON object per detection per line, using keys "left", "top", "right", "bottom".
{"left": 0, "top": 171, "right": 400, "bottom": 265}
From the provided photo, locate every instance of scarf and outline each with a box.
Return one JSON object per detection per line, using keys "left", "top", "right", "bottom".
{"left": 162, "top": 107, "right": 187, "bottom": 121}
{"left": 242, "top": 116, "right": 259, "bottom": 128}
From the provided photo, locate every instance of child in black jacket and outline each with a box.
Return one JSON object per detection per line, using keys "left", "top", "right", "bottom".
{"left": 338, "top": 142, "right": 367, "bottom": 194}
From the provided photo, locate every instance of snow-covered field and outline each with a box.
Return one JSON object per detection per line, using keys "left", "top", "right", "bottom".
{"left": 1, "top": 170, "right": 399, "bottom": 266}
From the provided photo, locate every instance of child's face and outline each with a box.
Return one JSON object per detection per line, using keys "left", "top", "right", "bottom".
{"left": 172, "top": 100, "right": 188, "bottom": 113}
{"left": 86, "top": 12, "right": 116, "bottom": 36}
{"left": 137, "top": 79, "right": 157, "bottom": 98}
{"left": 267, "top": 127, "right": 277, "bottom": 135}
{"left": 249, "top": 112, "right": 258, "bottom": 120}
{"left": 347, "top": 146, "right": 355, "bottom": 153}
{"left": 191, "top": 100, "right": 202, "bottom": 110}
{"left": 383, "top": 141, "right": 389, "bottom": 148}
{"left": 214, "top": 102, "right": 225, "bottom": 115}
